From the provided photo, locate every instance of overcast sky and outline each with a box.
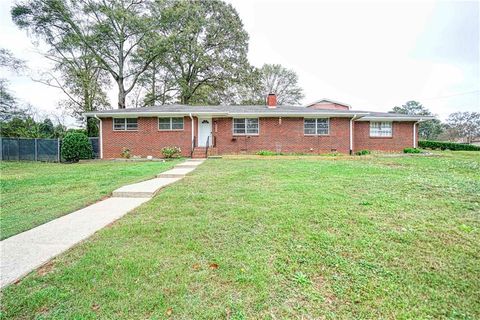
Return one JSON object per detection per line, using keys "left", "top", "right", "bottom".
{"left": 1, "top": 0, "right": 479, "bottom": 125}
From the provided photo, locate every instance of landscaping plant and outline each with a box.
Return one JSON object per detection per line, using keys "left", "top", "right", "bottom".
{"left": 403, "top": 147, "right": 422, "bottom": 154}
{"left": 161, "top": 146, "right": 182, "bottom": 158}
{"left": 121, "top": 147, "right": 131, "bottom": 159}
{"left": 61, "top": 132, "right": 93, "bottom": 162}
{"left": 419, "top": 140, "right": 480, "bottom": 151}
{"left": 355, "top": 149, "right": 371, "bottom": 156}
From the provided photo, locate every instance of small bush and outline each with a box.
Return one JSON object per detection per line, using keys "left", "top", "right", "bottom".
{"left": 61, "top": 132, "right": 93, "bottom": 162}
{"left": 403, "top": 147, "right": 422, "bottom": 154}
{"left": 256, "top": 150, "right": 281, "bottom": 156}
{"left": 419, "top": 140, "right": 480, "bottom": 151}
{"left": 120, "top": 147, "right": 131, "bottom": 159}
{"left": 161, "top": 146, "right": 182, "bottom": 158}
{"left": 355, "top": 149, "right": 371, "bottom": 156}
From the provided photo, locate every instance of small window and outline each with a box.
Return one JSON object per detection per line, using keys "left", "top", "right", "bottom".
{"left": 370, "top": 121, "right": 392, "bottom": 137}
{"left": 233, "top": 118, "right": 259, "bottom": 135}
{"left": 304, "top": 118, "right": 329, "bottom": 135}
{"left": 158, "top": 117, "right": 184, "bottom": 130}
{"left": 113, "top": 118, "right": 137, "bottom": 131}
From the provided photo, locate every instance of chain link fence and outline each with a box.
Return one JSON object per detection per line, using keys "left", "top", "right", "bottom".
{"left": 0, "top": 137, "right": 99, "bottom": 162}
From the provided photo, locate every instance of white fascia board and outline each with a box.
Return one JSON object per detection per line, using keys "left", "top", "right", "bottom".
{"left": 85, "top": 111, "right": 371, "bottom": 118}
{"left": 357, "top": 116, "right": 436, "bottom": 121}
{"left": 228, "top": 112, "right": 369, "bottom": 118}
{"left": 85, "top": 111, "right": 228, "bottom": 117}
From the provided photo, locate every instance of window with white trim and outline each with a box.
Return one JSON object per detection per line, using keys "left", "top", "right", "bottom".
{"left": 370, "top": 121, "right": 392, "bottom": 137}
{"left": 304, "top": 118, "right": 329, "bottom": 135}
{"left": 233, "top": 118, "right": 259, "bottom": 135}
{"left": 158, "top": 117, "right": 184, "bottom": 130}
{"left": 113, "top": 118, "right": 138, "bottom": 131}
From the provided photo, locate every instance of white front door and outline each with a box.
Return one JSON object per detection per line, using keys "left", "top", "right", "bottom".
{"left": 198, "top": 118, "right": 212, "bottom": 147}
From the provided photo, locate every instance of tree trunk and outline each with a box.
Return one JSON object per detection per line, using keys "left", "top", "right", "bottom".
{"left": 117, "top": 79, "right": 126, "bottom": 109}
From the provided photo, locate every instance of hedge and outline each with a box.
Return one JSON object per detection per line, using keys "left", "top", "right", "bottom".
{"left": 61, "top": 132, "right": 93, "bottom": 162}
{"left": 419, "top": 140, "right": 480, "bottom": 151}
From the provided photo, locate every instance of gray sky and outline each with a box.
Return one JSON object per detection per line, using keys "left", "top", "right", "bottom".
{"left": 1, "top": 0, "right": 479, "bottom": 125}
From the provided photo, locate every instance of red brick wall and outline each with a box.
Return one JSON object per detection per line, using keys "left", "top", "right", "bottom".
{"left": 308, "top": 102, "right": 349, "bottom": 110}
{"left": 101, "top": 117, "right": 193, "bottom": 158}
{"left": 353, "top": 121, "right": 417, "bottom": 152}
{"left": 212, "top": 117, "right": 351, "bottom": 154}
{"left": 100, "top": 116, "right": 418, "bottom": 158}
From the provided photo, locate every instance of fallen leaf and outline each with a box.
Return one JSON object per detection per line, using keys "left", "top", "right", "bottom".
{"left": 37, "top": 261, "right": 55, "bottom": 276}
{"left": 166, "top": 307, "right": 173, "bottom": 316}
{"left": 192, "top": 263, "right": 201, "bottom": 271}
{"left": 209, "top": 263, "right": 219, "bottom": 270}
{"left": 92, "top": 303, "right": 100, "bottom": 312}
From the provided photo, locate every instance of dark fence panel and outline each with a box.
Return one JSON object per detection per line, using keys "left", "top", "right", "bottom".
{"left": 37, "top": 139, "right": 59, "bottom": 162}
{"left": 89, "top": 137, "right": 100, "bottom": 159}
{"left": 2, "top": 138, "right": 20, "bottom": 161}
{"left": 18, "top": 139, "right": 36, "bottom": 161}
{"left": 0, "top": 137, "right": 99, "bottom": 162}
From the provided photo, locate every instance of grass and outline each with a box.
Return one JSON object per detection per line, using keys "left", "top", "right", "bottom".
{"left": 0, "top": 160, "right": 180, "bottom": 239}
{"left": 1, "top": 152, "right": 479, "bottom": 319}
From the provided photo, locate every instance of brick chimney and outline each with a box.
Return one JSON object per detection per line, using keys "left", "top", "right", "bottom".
{"left": 266, "top": 93, "right": 277, "bottom": 108}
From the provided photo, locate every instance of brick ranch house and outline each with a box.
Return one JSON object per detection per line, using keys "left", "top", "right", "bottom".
{"left": 85, "top": 95, "right": 433, "bottom": 159}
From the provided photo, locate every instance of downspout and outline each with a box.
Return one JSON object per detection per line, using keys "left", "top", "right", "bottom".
{"left": 189, "top": 113, "right": 194, "bottom": 157}
{"left": 94, "top": 115, "right": 103, "bottom": 159}
{"left": 349, "top": 114, "right": 357, "bottom": 155}
{"left": 413, "top": 119, "right": 422, "bottom": 148}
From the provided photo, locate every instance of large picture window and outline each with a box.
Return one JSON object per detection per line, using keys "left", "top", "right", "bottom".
{"left": 158, "top": 117, "right": 184, "bottom": 130}
{"left": 304, "top": 118, "right": 329, "bottom": 135}
{"left": 233, "top": 118, "right": 259, "bottom": 135}
{"left": 113, "top": 118, "right": 138, "bottom": 131}
{"left": 370, "top": 121, "right": 392, "bottom": 137}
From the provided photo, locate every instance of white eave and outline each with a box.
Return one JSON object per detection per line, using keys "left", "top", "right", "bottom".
{"left": 356, "top": 116, "right": 436, "bottom": 121}
{"left": 85, "top": 111, "right": 371, "bottom": 118}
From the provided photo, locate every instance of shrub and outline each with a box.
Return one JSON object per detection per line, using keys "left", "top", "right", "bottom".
{"left": 355, "top": 149, "right": 371, "bottom": 156}
{"left": 419, "top": 140, "right": 480, "bottom": 151}
{"left": 161, "top": 146, "right": 182, "bottom": 158}
{"left": 403, "top": 147, "right": 422, "bottom": 154}
{"left": 256, "top": 150, "right": 280, "bottom": 156}
{"left": 121, "top": 147, "right": 131, "bottom": 159}
{"left": 61, "top": 132, "right": 93, "bottom": 162}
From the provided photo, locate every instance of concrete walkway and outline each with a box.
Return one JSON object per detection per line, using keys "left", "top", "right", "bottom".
{"left": 0, "top": 159, "right": 205, "bottom": 289}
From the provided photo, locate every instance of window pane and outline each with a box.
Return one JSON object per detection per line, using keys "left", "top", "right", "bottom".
{"left": 171, "top": 117, "right": 184, "bottom": 130}
{"left": 304, "top": 119, "right": 315, "bottom": 135}
{"left": 114, "top": 118, "right": 125, "bottom": 130}
{"left": 126, "top": 118, "right": 138, "bottom": 130}
{"left": 317, "top": 119, "right": 329, "bottom": 135}
{"left": 233, "top": 118, "right": 246, "bottom": 134}
{"left": 246, "top": 118, "right": 259, "bottom": 134}
{"left": 158, "top": 118, "right": 171, "bottom": 130}
{"left": 370, "top": 121, "right": 392, "bottom": 137}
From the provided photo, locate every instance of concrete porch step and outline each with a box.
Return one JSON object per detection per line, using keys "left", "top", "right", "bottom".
{"left": 112, "top": 177, "right": 181, "bottom": 198}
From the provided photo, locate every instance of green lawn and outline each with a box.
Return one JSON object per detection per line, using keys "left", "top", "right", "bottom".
{"left": 0, "top": 160, "right": 179, "bottom": 240}
{"left": 1, "top": 152, "right": 479, "bottom": 319}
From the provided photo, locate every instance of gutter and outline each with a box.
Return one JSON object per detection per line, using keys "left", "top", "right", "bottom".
{"left": 85, "top": 111, "right": 371, "bottom": 118}
{"left": 94, "top": 115, "right": 103, "bottom": 159}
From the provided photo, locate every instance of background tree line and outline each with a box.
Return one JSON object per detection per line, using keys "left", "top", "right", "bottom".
{"left": 1, "top": 0, "right": 479, "bottom": 143}
{"left": 389, "top": 101, "right": 480, "bottom": 143}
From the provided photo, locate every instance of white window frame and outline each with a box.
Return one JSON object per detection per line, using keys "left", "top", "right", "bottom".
{"left": 233, "top": 118, "right": 259, "bottom": 135}
{"left": 304, "top": 118, "right": 329, "bottom": 135}
{"left": 370, "top": 121, "right": 393, "bottom": 137}
{"left": 113, "top": 118, "right": 138, "bottom": 131}
{"left": 158, "top": 117, "right": 184, "bottom": 131}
